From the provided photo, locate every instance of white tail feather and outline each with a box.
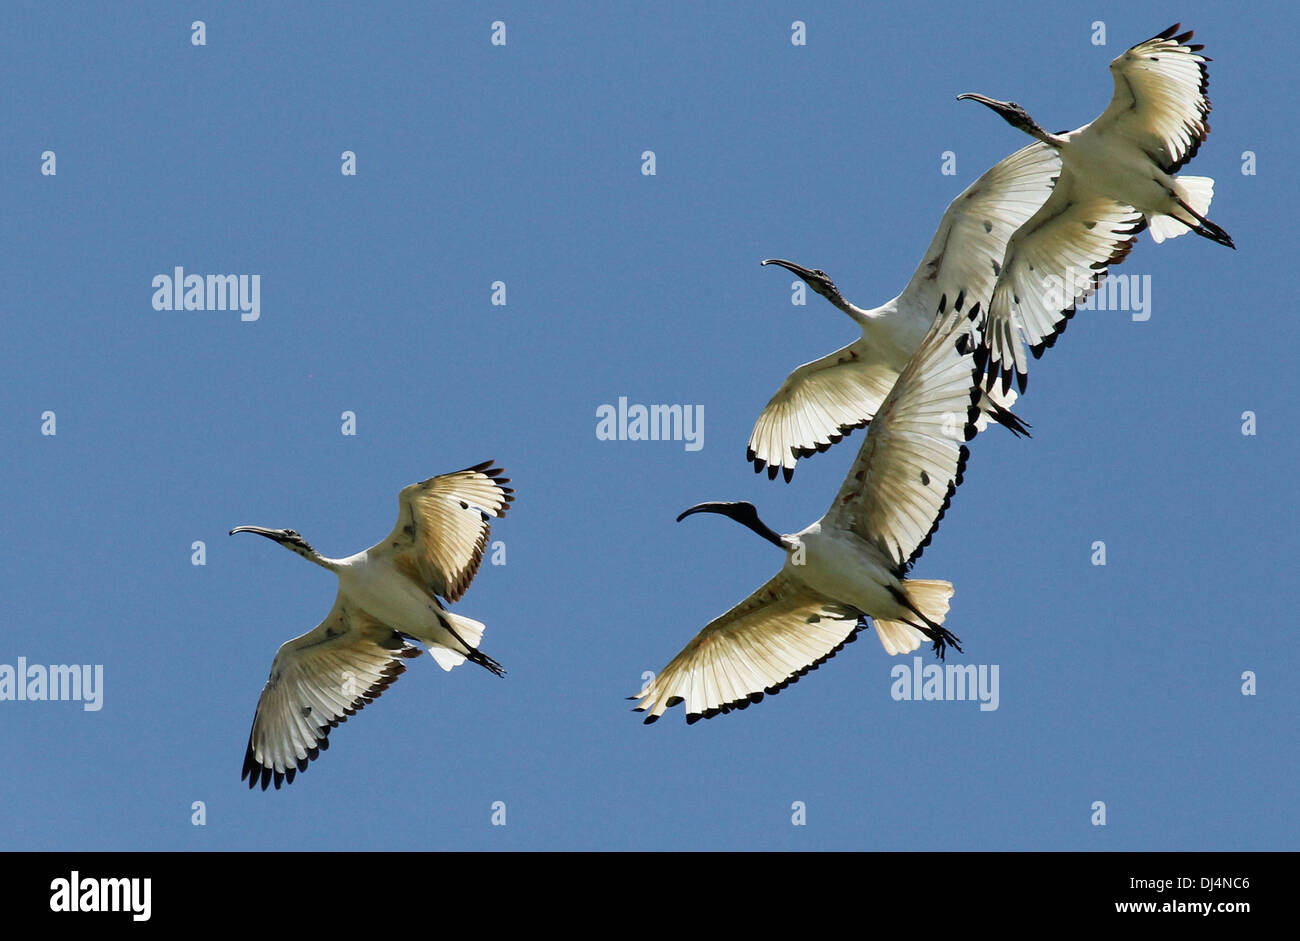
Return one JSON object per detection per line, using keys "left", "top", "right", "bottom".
{"left": 1148, "top": 175, "right": 1215, "bottom": 244}
{"left": 874, "top": 578, "right": 953, "bottom": 655}
{"left": 873, "top": 618, "right": 925, "bottom": 655}
{"left": 1178, "top": 175, "right": 1215, "bottom": 217}
{"left": 427, "top": 611, "right": 486, "bottom": 672}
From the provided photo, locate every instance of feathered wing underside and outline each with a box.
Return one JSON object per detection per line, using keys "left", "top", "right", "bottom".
{"left": 823, "top": 305, "right": 981, "bottom": 574}
{"left": 747, "top": 144, "right": 1056, "bottom": 481}
{"left": 746, "top": 341, "right": 900, "bottom": 482}
{"left": 978, "top": 169, "right": 1145, "bottom": 393}
{"left": 631, "top": 574, "right": 863, "bottom": 723}
{"left": 897, "top": 141, "right": 1062, "bottom": 321}
{"left": 1096, "top": 23, "right": 1211, "bottom": 174}
{"left": 242, "top": 598, "right": 422, "bottom": 790}
{"left": 374, "top": 460, "right": 514, "bottom": 603}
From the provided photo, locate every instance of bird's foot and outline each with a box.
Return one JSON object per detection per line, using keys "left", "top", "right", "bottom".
{"left": 926, "top": 626, "right": 963, "bottom": 661}
{"left": 470, "top": 648, "right": 507, "bottom": 677}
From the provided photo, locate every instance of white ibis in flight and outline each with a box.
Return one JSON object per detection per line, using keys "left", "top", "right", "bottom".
{"left": 230, "top": 461, "right": 513, "bottom": 789}
{"left": 749, "top": 133, "right": 1081, "bottom": 480}
{"left": 634, "top": 298, "right": 983, "bottom": 723}
{"left": 958, "top": 22, "right": 1234, "bottom": 393}
{"left": 754, "top": 258, "right": 1030, "bottom": 485}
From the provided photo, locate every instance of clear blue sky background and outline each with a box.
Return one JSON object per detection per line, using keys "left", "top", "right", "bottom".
{"left": 3, "top": 0, "right": 1295, "bottom": 852}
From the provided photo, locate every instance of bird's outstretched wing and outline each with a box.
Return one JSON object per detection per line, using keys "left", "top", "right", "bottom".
{"left": 896, "top": 141, "right": 1063, "bottom": 327}
{"left": 978, "top": 170, "right": 1145, "bottom": 393}
{"left": 746, "top": 340, "right": 900, "bottom": 482}
{"left": 372, "top": 460, "right": 514, "bottom": 603}
{"left": 242, "top": 597, "right": 422, "bottom": 790}
{"left": 1093, "top": 23, "right": 1211, "bottom": 174}
{"left": 822, "top": 301, "right": 982, "bottom": 574}
{"left": 749, "top": 144, "right": 1056, "bottom": 480}
{"left": 631, "top": 573, "right": 863, "bottom": 724}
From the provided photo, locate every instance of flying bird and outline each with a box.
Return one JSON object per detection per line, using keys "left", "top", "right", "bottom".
{"left": 634, "top": 299, "right": 983, "bottom": 724}
{"left": 754, "top": 258, "right": 1030, "bottom": 483}
{"left": 749, "top": 133, "right": 1081, "bottom": 481}
{"left": 230, "top": 461, "right": 513, "bottom": 789}
{"left": 958, "top": 22, "right": 1233, "bottom": 393}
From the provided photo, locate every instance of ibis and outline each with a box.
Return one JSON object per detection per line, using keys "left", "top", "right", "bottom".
{"left": 755, "top": 258, "right": 1029, "bottom": 485}
{"left": 750, "top": 132, "right": 1079, "bottom": 480}
{"left": 958, "top": 22, "right": 1234, "bottom": 393}
{"left": 230, "top": 461, "right": 513, "bottom": 789}
{"left": 633, "top": 299, "right": 982, "bottom": 723}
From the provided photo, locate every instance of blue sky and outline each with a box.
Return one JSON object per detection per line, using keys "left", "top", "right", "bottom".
{"left": 2, "top": 0, "right": 1295, "bottom": 852}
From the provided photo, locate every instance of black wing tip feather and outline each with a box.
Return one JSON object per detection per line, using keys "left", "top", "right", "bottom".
{"left": 441, "top": 527, "right": 494, "bottom": 603}
{"left": 457, "top": 459, "right": 516, "bottom": 513}
{"left": 1146, "top": 24, "right": 1213, "bottom": 173}
{"left": 646, "top": 619, "right": 866, "bottom": 726}
{"left": 902, "top": 439, "right": 972, "bottom": 575}
{"left": 979, "top": 345, "right": 1026, "bottom": 397}
{"left": 746, "top": 417, "right": 870, "bottom": 482}
{"left": 441, "top": 459, "right": 520, "bottom": 602}
{"left": 791, "top": 419, "right": 869, "bottom": 460}
{"left": 897, "top": 370, "right": 978, "bottom": 573}
{"left": 1166, "top": 118, "right": 1209, "bottom": 175}
{"left": 465, "top": 460, "right": 512, "bottom": 492}
{"left": 1039, "top": 223, "right": 1144, "bottom": 360}
{"left": 242, "top": 645, "right": 419, "bottom": 791}
{"left": 1153, "top": 23, "right": 1195, "bottom": 45}
{"left": 988, "top": 218, "right": 1147, "bottom": 388}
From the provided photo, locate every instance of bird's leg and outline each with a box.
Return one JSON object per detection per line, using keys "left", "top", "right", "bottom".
{"left": 468, "top": 648, "right": 507, "bottom": 677}
{"left": 1173, "top": 197, "right": 1235, "bottom": 249}
{"left": 922, "top": 624, "right": 963, "bottom": 661}
{"left": 1162, "top": 179, "right": 1236, "bottom": 249}
{"left": 889, "top": 585, "right": 963, "bottom": 660}
{"left": 438, "top": 617, "right": 507, "bottom": 677}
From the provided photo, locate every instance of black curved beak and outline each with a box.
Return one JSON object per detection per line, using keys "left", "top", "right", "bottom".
{"left": 674, "top": 501, "right": 785, "bottom": 549}
{"left": 761, "top": 258, "right": 842, "bottom": 305}
{"left": 761, "top": 258, "right": 821, "bottom": 281}
{"left": 676, "top": 501, "right": 748, "bottom": 524}
{"left": 957, "top": 92, "right": 1016, "bottom": 116}
{"left": 230, "top": 526, "right": 284, "bottom": 540}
